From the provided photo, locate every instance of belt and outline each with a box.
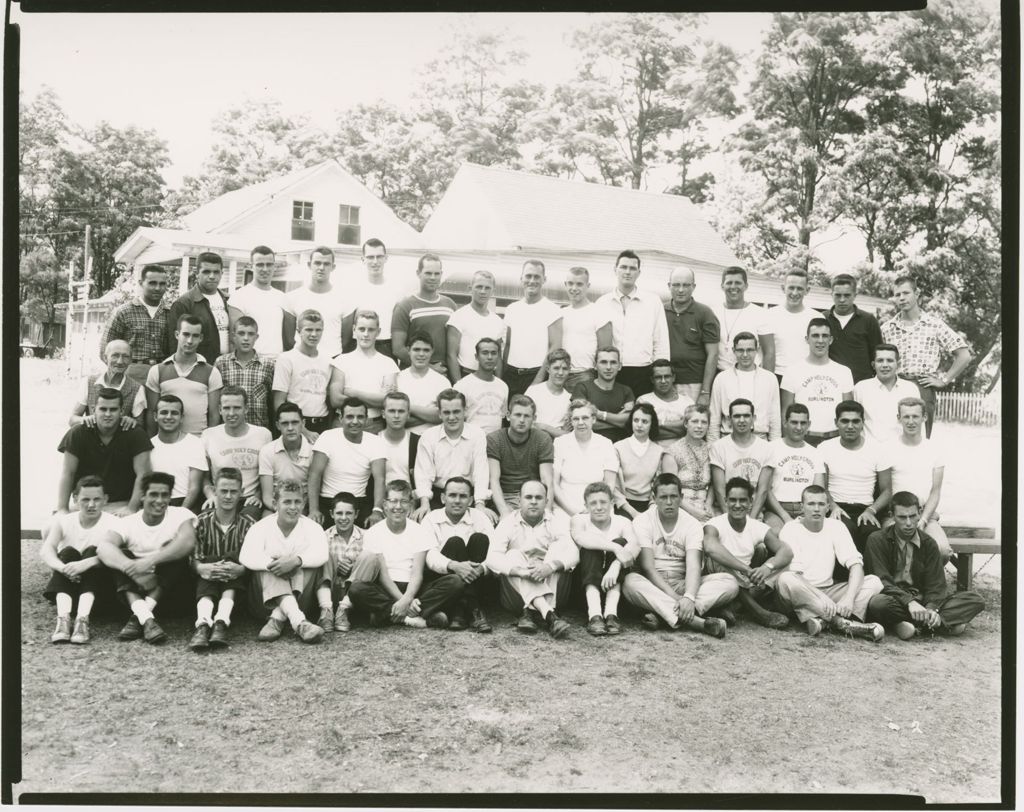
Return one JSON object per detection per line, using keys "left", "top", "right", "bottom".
{"left": 505, "top": 365, "right": 539, "bottom": 375}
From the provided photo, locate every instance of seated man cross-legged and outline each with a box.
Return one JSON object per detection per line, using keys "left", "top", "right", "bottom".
{"left": 621, "top": 473, "right": 735, "bottom": 638}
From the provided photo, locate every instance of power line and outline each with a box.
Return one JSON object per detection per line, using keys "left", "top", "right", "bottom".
{"left": 21, "top": 229, "right": 85, "bottom": 237}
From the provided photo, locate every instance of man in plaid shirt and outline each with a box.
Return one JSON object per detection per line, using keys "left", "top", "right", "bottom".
{"left": 100, "top": 265, "right": 173, "bottom": 385}
{"left": 215, "top": 316, "right": 276, "bottom": 431}
{"left": 315, "top": 491, "right": 365, "bottom": 632}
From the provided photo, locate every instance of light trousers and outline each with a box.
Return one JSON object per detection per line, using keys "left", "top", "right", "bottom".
{"left": 621, "top": 571, "right": 739, "bottom": 626}
{"left": 774, "top": 571, "right": 882, "bottom": 623}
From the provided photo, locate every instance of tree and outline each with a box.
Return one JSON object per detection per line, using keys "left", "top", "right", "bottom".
{"left": 19, "top": 248, "right": 68, "bottom": 328}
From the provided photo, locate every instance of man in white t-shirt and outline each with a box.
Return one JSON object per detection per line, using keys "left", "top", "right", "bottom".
{"left": 345, "top": 238, "right": 402, "bottom": 357}
{"left": 773, "top": 485, "right": 885, "bottom": 640}
{"left": 96, "top": 472, "right": 196, "bottom": 644}
{"left": 887, "top": 397, "right": 951, "bottom": 561}
{"left": 701, "top": 476, "right": 792, "bottom": 628}
{"left": 819, "top": 400, "right": 892, "bottom": 552}
{"left": 283, "top": 246, "right": 346, "bottom": 359}
{"left": 710, "top": 398, "right": 772, "bottom": 513}
{"left": 272, "top": 308, "right": 332, "bottom": 434}
{"left": 525, "top": 349, "right": 572, "bottom": 438}
{"left": 342, "top": 479, "right": 466, "bottom": 629}
{"left": 781, "top": 318, "right": 854, "bottom": 446}
{"left": 621, "top": 473, "right": 736, "bottom": 636}
{"left": 708, "top": 333, "right": 781, "bottom": 441}
{"left": 328, "top": 309, "right": 399, "bottom": 434}
{"left": 756, "top": 403, "right": 826, "bottom": 532}
{"left": 502, "top": 259, "right": 563, "bottom": 398}
{"left": 149, "top": 393, "right": 206, "bottom": 511}
{"left": 764, "top": 270, "right": 819, "bottom": 383}
{"left": 560, "top": 266, "right": 613, "bottom": 391}
{"left": 637, "top": 360, "right": 693, "bottom": 447}
{"left": 397, "top": 332, "right": 447, "bottom": 435}
{"left": 226, "top": 245, "right": 293, "bottom": 357}
{"left": 446, "top": 270, "right": 505, "bottom": 381}
{"left": 454, "top": 337, "right": 509, "bottom": 434}
{"left": 852, "top": 344, "right": 919, "bottom": 444}
{"left": 712, "top": 266, "right": 775, "bottom": 372}
{"left": 307, "top": 397, "right": 387, "bottom": 529}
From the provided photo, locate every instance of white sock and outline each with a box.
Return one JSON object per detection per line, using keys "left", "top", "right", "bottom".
{"left": 195, "top": 597, "right": 215, "bottom": 627}
{"left": 316, "top": 586, "right": 333, "bottom": 610}
{"left": 585, "top": 585, "right": 602, "bottom": 617}
{"left": 533, "top": 596, "right": 553, "bottom": 618}
{"left": 605, "top": 586, "right": 621, "bottom": 616}
{"left": 278, "top": 595, "right": 306, "bottom": 628}
{"left": 270, "top": 606, "right": 287, "bottom": 622}
{"left": 55, "top": 593, "right": 73, "bottom": 618}
{"left": 144, "top": 596, "right": 157, "bottom": 611}
{"left": 214, "top": 597, "right": 234, "bottom": 626}
{"left": 131, "top": 600, "right": 154, "bottom": 623}
{"left": 76, "top": 592, "right": 95, "bottom": 619}
{"left": 338, "top": 595, "right": 353, "bottom": 610}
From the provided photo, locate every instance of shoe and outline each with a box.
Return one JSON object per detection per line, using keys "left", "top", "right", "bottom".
{"left": 716, "top": 606, "right": 738, "bottom": 627}
{"left": 448, "top": 611, "right": 468, "bottom": 631}
{"left": 209, "top": 620, "right": 230, "bottom": 648}
{"left": 894, "top": 621, "right": 918, "bottom": 640}
{"left": 258, "top": 617, "right": 286, "bottom": 641}
{"left": 70, "top": 617, "right": 91, "bottom": 645}
{"left": 426, "top": 612, "right": 449, "bottom": 629}
{"left": 943, "top": 623, "right": 967, "bottom": 636}
{"left": 143, "top": 618, "right": 167, "bottom": 644}
{"left": 189, "top": 623, "right": 211, "bottom": 651}
{"left": 830, "top": 616, "right": 884, "bottom": 642}
{"left": 403, "top": 616, "right": 427, "bottom": 629}
{"left": 51, "top": 616, "right": 72, "bottom": 644}
{"left": 757, "top": 611, "right": 790, "bottom": 630}
{"left": 701, "top": 616, "right": 727, "bottom": 639}
{"left": 368, "top": 611, "right": 389, "bottom": 628}
{"left": 546, "top": 612, "right": 571, "bottom": 640}
{"left": 641, "top": 613, "right": 661, "bottom": 631}
{"left": 804, "top": 618, "right": 824, "bottom": 637}
{"left": 470, "top": 607, "right": 492, "bottom": 633}
{"left": 333, "top": 607, "right": 351, "bottom": 632}
{"left": 586, "top": 615, "right": 607, "bottom": 636}
{"left": 604, "top": 615, "right": 622, "bottom": 635}
{"left": 296, "top": 620, "right": 325, "bottom": 643}
{"left": 318, "top": 608, "right": 334, "bottom": 631}
{"left": 516, "top": 609, "right": 539, "bottom": 634}
{"left": 118, "top": 616, "right": 143, "bottom": 641}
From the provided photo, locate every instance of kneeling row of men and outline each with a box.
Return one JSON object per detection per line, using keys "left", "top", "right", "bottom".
{"left": 42, "top": 466, "right": 985, "bottom": 649}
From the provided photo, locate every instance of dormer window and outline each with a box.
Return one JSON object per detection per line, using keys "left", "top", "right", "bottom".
{"left": 292, "top": 201, "right": 314, "bottom": 241}
{"left": 338, "top": 205, "right": 361, "bottom": 245}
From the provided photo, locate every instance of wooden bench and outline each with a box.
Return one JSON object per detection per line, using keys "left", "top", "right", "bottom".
{"left": 946, "top": 526, "right": 1001, "bottom": 591}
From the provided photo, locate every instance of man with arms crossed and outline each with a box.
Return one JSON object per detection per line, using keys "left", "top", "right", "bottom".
{"left": 502, "top": 260, "right": 562, "bottom": 397}
{"left": 226, "top": 246, "right": 293, "bottom": 357}
{"left": 559, "top": 266, "right": 613, "bottom": 391}
{"left": 852, "top": 344, "right": 919, "bottom": 444}
{"left": 571, "top": 346, "right": 635, "bottom": 442}
{"left": 664, "top": 265, "right": 718, "bottom": 405}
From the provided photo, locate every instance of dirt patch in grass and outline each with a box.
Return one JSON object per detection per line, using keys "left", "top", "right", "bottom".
{"left": 16, "top": 540, "right": 1002, "bottom": 802}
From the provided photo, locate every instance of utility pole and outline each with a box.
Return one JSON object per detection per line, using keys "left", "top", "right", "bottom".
{"left": 83, "top": 224, "right": 92, "bottom": 294}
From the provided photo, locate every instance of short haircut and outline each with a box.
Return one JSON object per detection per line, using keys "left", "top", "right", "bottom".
{"left": 721, "top": 265, "right": 748, "bottom": 284}
{"left": 630, "top": 401, "right": 660, "bottom": 442}
{"left": 567, "top": 265, "right": 590, "bottom": 281}
{"left": 296, "top": 309, "right": 323, "bottom": 326}
{"left": 213, "top": 466, "right": 243, "bottom": 487}
{"left": 385, "top": 479, "right": 413, "bottom": 499}
{"left": 783, "top": 269, "right": 808, "bottom": 281}
{"left": 95, "top": 387, "right": 122, "bottom": 406}
{"left": 417, "top": 253, "right": 442, "bottom": 272}
{"left": 834, "top": 399, "right": 864, "bottom": 419}
{"left": 615, "top": 249, "right": 641, "bottom": 269}
{"left": 331, "top": 491, "right": 358, "bottom": 511}
{"left": 652, "top": 473, "right": 682, "bottom": 494}
{"left": 384, "top": 390, "right": 410, "bottom": 408}
{"left": 250, "top": 245, "right": 274, "bottom": 261}
{"left": 156, "top": 393, "right": 185, "bottom": 412}
{"left": 545, "top": 348, "right": 571, "bottom": 368}
{"left": 275, "top": 401, "right": 303, "bottom": 421}
{"left": 362, "top": 237, "right": 387, "bottom": 255}
{"left": 353, "top": 308, "right": 380, "bottom": 326}
{"left": 408, "top": 330, "right": 434, "bottom": 349}
{"left": 584, "top": 481, "right": 613, "bottom": 501}
{"left": 892, "top": 274, "right": 917, "bottom": 291}
{"left": 220, "top": 385, "right": 248, "bottom": 404}
{"left": 443, "top": 476, "right": 474, "bottom": 496}
{"left": 806, "top": 317, "right": 831, "bottom": 335}
{"left": 569, "top": 398, "right": 597, "bottom": 417}
{"left": 784, "top": 402, "right": 810, "bottom": 420}
{"left": 140, "top": 264, "right": 167, "bottom": 281}
{"left": 873, "top": 343, "right": 900, "bottom": 360}
{"left": 309, "top": 246, "right": 335, "bottom": 263}
{"left": 522, "top": 259, "right": 546, "bottom": 275}
{"left": 436, "top": 388, "right": 466, "bottom": 408}
{"left": 141, "top": 471, "right": 175, "bottom": 493}
{"left": 682, "top": 403, "right": 710, "bottom": 423}
{"left": 728, "top": 397, "right": 755, "bottom": 416}
{"left": 801, "top": 484, "right": 828, "bottom": 500}
{"left": 274, "top": 477, "right": 304, "bottom": 498}
{"left": 595, "top": 345, "right": 621, "bottom": 360}
{"left": 650, "top": 358, "right": 674, "bottom": 376}
{"left": 471, "top": 270, "right": 495, "bottom": 286}
{"left": 234, "top": 315, "right": 258, "bottom": 331}
{"left": 830, "top": 273, "right": 857, "bottom": 291}
{"left": 732, "top": 331, "right": 758, "bottom": 349}
{"left": 196, "top": 252, "right": 223, "bottom": 269}
{"left": 891, "top": 490, "right": 922, "bottom": 510}
{"left": 724, "top": 476, "right": 753, "bottom": 497}
{"left": 508, "top": 394, "right": 537, "bottom": 415}
{"left": 74, "top": 475, "right": 105, "bottom": 495}
{"left": 475, "top": 337, "right": 501, "bottom": 355}
{"left": 897, "top": 396, "right": 927, "bottom": 416}
{"left": 176, "top": 313, "right": 203, "bottom": 331}
{"left": 340, "top": 397, "right": 368, "bottom": 414}
{"left": 519, "top": 479, "right": 548, "bottom": 496}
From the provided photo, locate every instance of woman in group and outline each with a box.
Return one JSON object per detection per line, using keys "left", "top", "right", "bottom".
{"left": 666, "top": 404, "right": 716, "bottom": 522}
{"left": 613, "top": 402, "right": 676, "bottom": 519}
{"left": 552, "top": 399, "right": 618, "bottom": 517}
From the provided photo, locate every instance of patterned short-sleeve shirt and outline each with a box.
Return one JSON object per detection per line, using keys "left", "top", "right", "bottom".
{"left": 215, "top": 353, "right": 276, "bottom": 429}
{"left": 881, "top": 312, "right": 969, "bottom": 376}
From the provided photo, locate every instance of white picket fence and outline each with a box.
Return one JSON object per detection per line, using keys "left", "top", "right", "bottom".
{"left": 935, "top": 391, "right": 999, "bottom": 426}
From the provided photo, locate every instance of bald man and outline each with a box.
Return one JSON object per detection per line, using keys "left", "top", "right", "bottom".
{"left": 69, "top": 339, "right": 145, "bottom": 429}
{"left": 664, "top": 266, "right": 719, "bottom": 407}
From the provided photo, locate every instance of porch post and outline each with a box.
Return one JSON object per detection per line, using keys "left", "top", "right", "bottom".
{"left": 228, "top": 260, "right": 238, "bottom": 294}
{"left": 179, "top": 255, "right": 190, "bottom": 295}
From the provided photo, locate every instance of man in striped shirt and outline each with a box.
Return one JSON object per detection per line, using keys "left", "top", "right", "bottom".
{"left": 390, "top": 254, "right": 457, "bottom": 378}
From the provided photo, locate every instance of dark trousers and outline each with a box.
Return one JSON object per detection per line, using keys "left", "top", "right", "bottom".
{"left": 375, "top": 339, "right": 393, "bottom": 359}
{"left": 901, "top": 376, "right": 937, "bottom": 438}
{"left": 805, "top": 431, "right": 839, "bottom": 448}
{"left": 502, "top": 365, "right": 540, "bottom": 399}
{"left": 113, "top": 550, "right": 189, "bottom": 598}
{"left": 43, "top": 546, "right": 104, "bottom": 600}
{"left": 169, "top": 497, "right": 185, "bottom": 507}
{"left": 618, "top": 365, "right": 653, "bottom": 397}
{"left": 431, "top": 533, "right": 491, "bottom": 602}
{"left": 318, "top": 494, "right": 373, "bottom": 529}
{"left": 304, "top": 415, "right": 333, "bottom": 434}
{"left": 194, "top": 551, "right": 245, "bottom": 600}
{"left": 615, "top": 499, "right": 649, "bottom": 520}
{"left": 835, "top": 502, "right": 877, "bottom": 554}
{"left": 348, "top": 572, "right": 465, "bottom": 620}
{"left": 579, "top": 536, "right": 628, "bottom": 588}
{"left": 866, "top": 591, "right": 985, "bottom": 629}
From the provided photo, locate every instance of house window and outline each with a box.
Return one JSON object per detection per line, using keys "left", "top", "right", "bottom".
{"left": 292, "top": 201, "right": 315, "bottom": 241}
{"left": 338, "top": 204, "right": 361, "bottom": 245}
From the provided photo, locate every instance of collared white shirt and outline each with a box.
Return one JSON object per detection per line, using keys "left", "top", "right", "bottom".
{"left": 485, "top": 510, "right": 579, "bottom": 574}
{"left": 597, "top": 287, "right": 670, "bottom": 366}
{"left": 852, "top": 376, "right": 920, "bottom": 444}
{"left": 413, "top": 423, "right": 490, "bottom": 502}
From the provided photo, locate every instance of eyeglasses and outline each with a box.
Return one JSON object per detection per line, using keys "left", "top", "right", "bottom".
{"left": 383, "top": 498, "right": 410, "bottom": 507}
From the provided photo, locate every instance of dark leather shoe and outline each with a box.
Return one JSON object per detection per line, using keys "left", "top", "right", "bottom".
{"left": 470, "top": 607, "right": 492, "bottom": 633}
{"left": 208, "top": 620, "right": 230, "bottom": 648}
{"left": 143, "top": 618, "right": 167, "bottom": 644}
{"left": 448, "top": 611, "right": 468, "bottom": 631}
{"left": 546, "top": 612, "right": 570, "bottom": 640}
{"left": 516, "top": 609, "right": 539, "bottom": 634}
{"left": 604, "top": 614, "right": 622, "bottom": 635}
{"left": 189, "top": 623, "right": 211, "bottom": 651}
{"left": 118, "top": 616, "right": 143, "bottom": 641}
{"left": 586, "top": 615, "right": 607, "bottom": 636}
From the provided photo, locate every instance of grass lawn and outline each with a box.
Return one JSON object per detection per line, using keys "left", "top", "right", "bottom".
{"left": 13, "top": 359, "right": 1007, "bottom": 801}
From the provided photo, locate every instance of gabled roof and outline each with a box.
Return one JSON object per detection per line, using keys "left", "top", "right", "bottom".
{"left": 423, "top": 163, "right": 741, "bottom": 268}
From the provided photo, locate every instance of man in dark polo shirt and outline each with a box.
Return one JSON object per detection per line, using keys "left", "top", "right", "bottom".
{"left": 56, "top": 388, "right": 153, "bottom": 517}
{"left": 664, "top": 265, "right": 719, "bottom": 406}
{"left": 165, "top": 252, "right": 231, "bottom": 368}
{"left": 825, "top": 273, "right": 883, "bottom": 384}
{"left": 486, "top": 395, "right": 555, "bottom": 518}
{"left": 571, "top": 346, "right": 636, "bottom": 441}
